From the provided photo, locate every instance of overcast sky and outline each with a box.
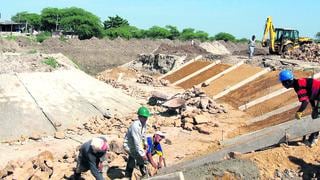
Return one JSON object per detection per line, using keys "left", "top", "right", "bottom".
{"left": 1, "top": 0, "right": 319, "bottom": 39}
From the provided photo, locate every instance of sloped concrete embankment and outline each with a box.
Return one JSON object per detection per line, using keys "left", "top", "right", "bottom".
{"left": 0, "top": 69, "right": 140, "bottom": 141}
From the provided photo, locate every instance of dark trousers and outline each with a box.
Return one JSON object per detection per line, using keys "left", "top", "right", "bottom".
{"left": 125, "top": 154, "right": 146, "bottom": 177}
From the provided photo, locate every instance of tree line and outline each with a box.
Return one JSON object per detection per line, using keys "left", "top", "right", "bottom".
{"left": 13, "top": 7, "right": 320, "bottom": 43}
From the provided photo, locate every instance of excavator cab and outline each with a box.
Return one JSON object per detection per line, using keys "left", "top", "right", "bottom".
{"left": 274, "top": 28, "right": 299, "bottom": 52}
{"left": 262, "top": 16, "right": 312, "bottom": 54}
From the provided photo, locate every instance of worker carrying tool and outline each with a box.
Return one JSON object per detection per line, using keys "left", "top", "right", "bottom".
{"left": 279, "top": 69, "right": 320, "bottom": 146}
{"left": 74, "top": 137, "right": 109, "bottom": 180}
{"left": 123, "top": 106, "right": 150, "bottom": 178}
{"left": 145, "top": 131, "right": 166, "bottom": 176}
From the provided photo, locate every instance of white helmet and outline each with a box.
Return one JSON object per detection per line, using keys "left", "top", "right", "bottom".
{"left": 91, "top": 137, "right": 108, "bottom": 152}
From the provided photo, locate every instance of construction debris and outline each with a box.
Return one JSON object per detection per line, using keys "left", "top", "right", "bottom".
{"left": 282, "top": 43, "right": 320, "bottom": 62}
{"left": 136, "top": 74, "right": 169, "bottom": 86}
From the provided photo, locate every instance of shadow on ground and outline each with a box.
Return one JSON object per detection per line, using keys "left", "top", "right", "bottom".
{"left": 288, "top": 156, "right": 320, "bottom": 179}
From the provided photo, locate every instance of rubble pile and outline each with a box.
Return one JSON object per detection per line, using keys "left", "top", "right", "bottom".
{"left": 282, "top": 43, "right": 320, "bottom": 62}
{"left": 261, "top": 58, "right": 298, "bottom": 70}
{"left": 136, "top": 74, "right": 169, "bottom": 86}
{"left": 0, "top": 151, "right": 77, "bottom": 179}
{"left": 132, "top": 53, "right": 185, "bottom": 74}
{"left": 180, "top": 86, "right": 228, "bottom": 114}
{"left": 82, "top": 116, "right": 131, "bottom": 135}
{"left": 0, "top": 142, "right": 128, "bottom": 180}
{"left": 150, "top": 86, "right": 227, "bottom": 134}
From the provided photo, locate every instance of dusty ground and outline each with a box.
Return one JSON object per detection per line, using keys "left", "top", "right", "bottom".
{"left": 177, "top": 63, "right": 231, "bottom": 89}
{"left": 203, "top": 64, "right": 263, "bottom": 96}
{"left": 163, "top": 60, "right": 212, "bottom": 83}
{"left": 219, "top": 70, "right": 313, "bottom": 108}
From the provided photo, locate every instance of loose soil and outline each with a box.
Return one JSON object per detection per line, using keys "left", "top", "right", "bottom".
{"left": 177, "top": 63, "right": 231, "bottom": 89}
{"left": 203, "top": 64, "right": 262, "bottom": 97}
{"left": 240, "top": 143, "right": 320, "bottom": 179}
{"left": 245, "top": 90, "right": 297, "bottom": 117}
{"left": 163, "top": 60, "right": 211, "bottom": 83}
{"left": 219, "top": 70, "right": 313, "bottom": 108}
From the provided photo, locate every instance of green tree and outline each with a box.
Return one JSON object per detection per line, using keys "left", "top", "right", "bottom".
{"left": 41, "top": 7, "right": 62, "bottom": 31}
{"left": 179, "top": 28, "right": 196, "bottom": 40}
{"left": 105, "top": 26, "right": 143, "bottom": 39}
{"left": 58, "top": 7, "right": 103, "bottom": 39}
{"left": 145, "top": 26, "right": 171, "bottom": 39}
{"left": 165, "top": 25, "right": 180, "bottom": 40}
{"left": 193, "top": 30, "right": 209, "bottom": 41}
{"left": 214, "top": 32, "right": 236, "bottom": 42}
{"left": 103, "top": 15, "right": 129, "bottom": 29}
{"left": 11, "top": 11, "right": 41, "bottom": 30}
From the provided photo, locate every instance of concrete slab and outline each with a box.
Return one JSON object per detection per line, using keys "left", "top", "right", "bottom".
{"left": 17, "top": 71, "right": 103, "bottom": 129}
{"left": 55, "top": 70, "right": 140, "bottom": 115}
{"left": 0, "top": 74, "right": 55, "bottom": 141}
{"left": 148, "top": 171, "right": 185, "bottom": 180}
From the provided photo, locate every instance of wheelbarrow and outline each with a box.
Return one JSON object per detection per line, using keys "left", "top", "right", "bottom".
{"left": 148, "top": 91, "right": 186, "bottom": 113}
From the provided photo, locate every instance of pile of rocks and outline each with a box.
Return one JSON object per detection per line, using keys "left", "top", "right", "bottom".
{"left": 136, "top": 74, "right": 169, "bottom": 86}
{"left": 181, "top": 87, "right": 227, "bottom": 114}
{"left": 82, "top": 116, "right": 131, "bottom": 136}
{"left": 282, "top": 43, "right": 320, "bottom": 62}
{"left": 0, "top": 151, "right": 76, "bottom": 179}
{"left": 133, "top": 53, "right": 185, "bottom": 74}
{"left": 151, "top": 86, "right": 227, "bottom": 134}
{"left": 0, "top": 140, "right": 129, "bottom": 180}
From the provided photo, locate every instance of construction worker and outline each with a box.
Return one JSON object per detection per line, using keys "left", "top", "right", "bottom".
{"left": 123, "top": 106, "right": 150, "bottom": 178}
{"left": 279, "top": 69, "right": 320, "bottom": 146}
{"left": 74, "top": 137, "right": 109, "bottom": 180}
{"left": 146, "top": 131, "right": 166, "bottom": 176}
{"left": 248, "top": 35, "right": 256, "bottom": 59}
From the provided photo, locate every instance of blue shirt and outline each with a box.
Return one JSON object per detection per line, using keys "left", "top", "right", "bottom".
{"left": 146, "top": 136, "right": 163, "bottom": 156}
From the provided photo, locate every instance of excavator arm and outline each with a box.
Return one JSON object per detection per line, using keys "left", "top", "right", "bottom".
{"left": 262, "top": 16, "right": 276, "bottom": 53}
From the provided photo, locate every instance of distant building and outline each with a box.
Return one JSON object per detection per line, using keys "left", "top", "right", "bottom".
{"left": 0, "top": 20, "right": 26, "bottom": 35}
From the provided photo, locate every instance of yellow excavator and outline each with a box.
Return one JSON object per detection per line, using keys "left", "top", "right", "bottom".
{"left": 262, "top": 16, "right": 312, "bottom": 54}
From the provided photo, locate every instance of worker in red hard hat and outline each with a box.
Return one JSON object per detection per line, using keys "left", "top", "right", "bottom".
{"left": 74, "top": 137, "right": 109, "bottom": 180}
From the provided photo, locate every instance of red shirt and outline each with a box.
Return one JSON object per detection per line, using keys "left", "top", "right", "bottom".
{"left": 293, "top": 78, "right": 320, "bottom": 102}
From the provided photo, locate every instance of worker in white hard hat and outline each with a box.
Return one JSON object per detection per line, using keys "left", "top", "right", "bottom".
{"left": 145, "top": 131, "right": 166, "bottom": 176}
{"left": 74, "top": 137, "right": 109, "bottom": 180}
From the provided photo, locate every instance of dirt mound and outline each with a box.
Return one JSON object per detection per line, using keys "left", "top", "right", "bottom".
{"left": 0, "top": 53, "right": 71, "bottom": 74}
{"left": 241, "top": 143, "right": 320, "bottom": 179}
{"left": 37, "top": 38, "right": 163, "bottom": 75}
{"left": 154, "top": 43, "right": 209, "bottom": 56}
{"left": 218, "top": 40, "right": 268, "bottom": 56}
{"left": 199, "top": 41, "right": 230, "bottom": 55}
